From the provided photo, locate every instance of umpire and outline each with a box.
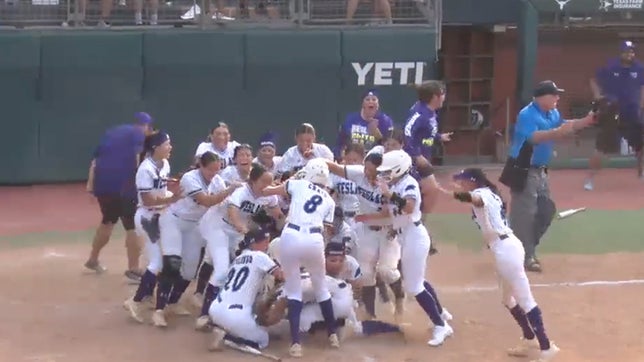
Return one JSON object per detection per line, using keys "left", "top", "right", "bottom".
{"left": 500, "top": 81, "right": 595, "bottom": 272}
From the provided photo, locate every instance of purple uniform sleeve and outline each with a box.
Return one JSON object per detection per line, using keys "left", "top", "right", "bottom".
{"left": 378, "top": 113, "right": 395, "bottom": 139}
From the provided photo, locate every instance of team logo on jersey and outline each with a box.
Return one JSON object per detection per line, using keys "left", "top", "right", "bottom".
{"left": 239, "top": 200, "right": 261, "bottom": 214}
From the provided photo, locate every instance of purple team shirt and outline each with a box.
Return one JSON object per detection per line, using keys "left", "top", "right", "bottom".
{"left": 595, "top": 58, "right": 644, "bottom": 121}
{"left": 403, "top": 101, "right": 441, "bottom": 180}
{"left": 335, "top": 111, "right": 394, "bottom": 159}
{"left": 93, "top": 124, "right": 145, "bottom": 198}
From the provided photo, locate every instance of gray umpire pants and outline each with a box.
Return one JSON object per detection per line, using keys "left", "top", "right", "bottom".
{"left": 509, "top": 168, "right": 550, "bottom": 263}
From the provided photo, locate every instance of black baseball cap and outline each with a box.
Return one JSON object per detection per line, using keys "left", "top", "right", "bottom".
{"left": 325, "top": 242, "right": 346, "bottom": 256}
{"left": 533, "top": 81, "right": 565, "bottom": 97}
{"left": 239, "top": 226, "right": 271, "bottom": 249}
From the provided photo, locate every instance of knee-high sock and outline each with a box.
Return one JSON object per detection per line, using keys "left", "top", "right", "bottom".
{"left": 423, "top": 280, "right": 443, "bottom": 314}
{"left": 361, "top": 320, "right": 401, "bottom": 335}
{"left": 155, "top": 278, "right": 172, "bottom": 310}
{"left": 133, "top": 269, "right": 157, "bottom": 302}
{"left": 361, "top": 286, "right": 377, "bottom": 318}
{"left": 200, "top": 283, "right": 220, "bottom": 317}
{"left": 287, "top": 299, "right": 303, "bottom": 345}
{"left": 319, "top": 298, "right": 337, "bottom": 335}
{"left": 390, "top": 278, "right": 405, "bottom": 299}
{"left": 509, "top": 305, "right": 535, "bottom": 340}
{"left": 195, "top": 262, "right": 213, "bottom": 295}
{"left": 414, "top": 289, "right": 444, "bottom": 327}
{"left": 168, "top": 278, "right": 191, "bottom": 304}
{"left": 526, "top": 306, "right": 551, "bottom": 350}
{"left": 376, "top": 276, "right": 391, "bottom": 303}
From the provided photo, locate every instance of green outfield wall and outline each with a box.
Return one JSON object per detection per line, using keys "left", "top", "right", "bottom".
{"left": 0, "top": 28, "right": 438, "bottom": 184}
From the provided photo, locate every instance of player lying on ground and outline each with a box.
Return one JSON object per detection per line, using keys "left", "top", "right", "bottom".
{"left": 445, "top": 168, "right": 560, "bottom": 362}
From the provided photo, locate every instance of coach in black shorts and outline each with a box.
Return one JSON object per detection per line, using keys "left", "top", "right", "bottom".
{"left": 84, "top": 112, "right": 154, "bottom": 282}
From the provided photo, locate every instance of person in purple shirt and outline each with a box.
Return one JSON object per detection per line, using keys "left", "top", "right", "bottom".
{"left": 335, "top": 89, "right": 394, "bottom": 160}
{"left": 586, "top": 40, "right": 644, "bottom": 190}
{"left": 402, "top": 81, "right": 452, "bottom": 233}
{"left": 84, "top": 112, "right": 154, "bottom": 282}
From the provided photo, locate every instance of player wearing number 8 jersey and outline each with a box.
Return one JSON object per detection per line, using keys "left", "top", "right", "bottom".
{"left": 448, "top": 168, "right": 559, "bottom": 362}
{"left": 261, "top": 158, "right": 340, "bottom": 358}
{"left": 208, "top": 226, "right": 283, "bottom": 352}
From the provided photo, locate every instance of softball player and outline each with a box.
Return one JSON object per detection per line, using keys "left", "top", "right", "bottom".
{"left": 330, "top": 143, "right": 363, "bottom": 229}
{"left": 325, "top": 154, "right": 405, "bottom": 321}
{"left": 276, "top": 123, "right": 334, "bottom": 176}
{"left": 253, "top": 131, "right": 282, "bottom": 174}
{"left": 208, "top": 226, "right": 283, "bottom": 352}
{"left": 196, "top": 163, "right": 284, "bottom": 328}
{"left": 328, "top": 206, "right": 358, "bottom": 258}
{"left": 368, "top": 150, "right": 452, "bottom": 347}
{"left": 194, "top": 122, "right": 240, "bottom": 168}
{"left": 448, "top": 168, "right": 559, "bottom": 361}
{"left": 367, "top": 128, "right": 405, "bottom": 157}
{"left": 191, "top": 161, "right": 241, "bottom": 309}
{"left": 123, "top": 131, "right": 182, "bottom": 324}
{"left": 219, "top": 144, "right": 254, "bottom": 185}
{"left": 260, "top": 158, "right": 339, "bottom": 358}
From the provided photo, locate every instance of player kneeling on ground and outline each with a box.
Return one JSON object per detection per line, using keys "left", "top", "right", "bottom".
{"left": 446, "top": 168, "right": 559, "bottom": 362}
{"left": 259, "top": 241, "right": 403, "bottom": 340}
{"left": 208, "top": 226, "right": 283, "bottom": 352}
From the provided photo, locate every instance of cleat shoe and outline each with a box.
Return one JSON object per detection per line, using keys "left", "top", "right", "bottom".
{"left": 441, "top": 308, "right": 453, "bottom": 321}
{"left": 84, "top": 260, "right": 107, "bottom": 274}
{"left": 123, "top": 297, "right": 144, "bottom": 323}
{"left": 289, "top": 343, "right": 303, "bottom": 357}
{"left": 208, "top": 327, "right": 226, "bottom": 351}
{"left": 427, "top": 323, "right": 453, "bottom": 347}
{"left": 328, "top": 333, "right": 340, "bottom": 348}
{"left": 195, "top": 315, "right": 211, "bottom": 331}
{"left": 507, "top": 337, "right": 539, "bottom": 357}
{"left": 531, "top": 342, "right": 560, "bottom": 362}
{"left": 152, "top": 309, "right": 168, "bottom": 327}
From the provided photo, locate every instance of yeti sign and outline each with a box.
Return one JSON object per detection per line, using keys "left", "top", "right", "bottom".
{"left": 351, "top": 62, "right": 426, "bottom": 86}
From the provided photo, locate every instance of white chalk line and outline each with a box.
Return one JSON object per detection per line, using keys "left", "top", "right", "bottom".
{"left": 442, "top": 279, "right": 644, "bottom": 294}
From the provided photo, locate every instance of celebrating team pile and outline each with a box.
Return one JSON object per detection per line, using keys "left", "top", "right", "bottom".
{"left": 116, "top": 81, "right": 559, "bottom": 362}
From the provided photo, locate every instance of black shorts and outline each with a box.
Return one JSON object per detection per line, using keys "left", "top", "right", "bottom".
{"left": 96, "top": 195, "right": 136, "bottom": 230}
{"left": 596, "top": 117, "right": 644, "bottom": 153}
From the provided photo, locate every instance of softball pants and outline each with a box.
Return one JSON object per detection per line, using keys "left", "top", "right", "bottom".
{"left": 490, "top": 234, "right": 537, "bottom": 312}
{"left": 356, "top": 223, "right": 401, "bottom": 286}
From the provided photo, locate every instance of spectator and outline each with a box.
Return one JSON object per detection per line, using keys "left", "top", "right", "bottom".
{"left": 335, "top": 89, "right": 394, "bottom": 160}
{"left": 134, "top": 0, "right": 159, "bottom": 25}
{"left": 347, "top": 0, "right": 392, "bottom": 24}
{"left": 73, "top": 0, "right": 113, "bottom": 27}
{"left": 84, "top": 112, "right": 154, "bottom": 282}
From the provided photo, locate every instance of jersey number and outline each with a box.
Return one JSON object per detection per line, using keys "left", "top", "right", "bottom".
{"left": 224, "top": 266, "right": 250, "bottom": 292}
{"left": 303, "top": 195, "right": 323, "bottom": 214}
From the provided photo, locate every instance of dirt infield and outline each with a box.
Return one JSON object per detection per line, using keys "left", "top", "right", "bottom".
{"left": 1, "top": 168, "right": 644, "bottom": 362}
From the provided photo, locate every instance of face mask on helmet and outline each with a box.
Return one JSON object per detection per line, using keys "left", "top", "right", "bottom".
{"left": 377, "top": 169, "right": 393, "bottom": 183}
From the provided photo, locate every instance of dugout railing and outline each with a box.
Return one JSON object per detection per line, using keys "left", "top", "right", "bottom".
{"left": 0, "top": 0, "right": 441, "bottom": 28}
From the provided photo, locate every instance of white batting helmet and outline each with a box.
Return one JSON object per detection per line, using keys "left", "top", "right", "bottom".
{"left": 267, "top": 237, "right": 281, "bottom": 264}
{"left": 377, "top": 149, "right": 412, "bottom": 182}
{"left": 302, "top": 158, "right": 330, "bottom": 187}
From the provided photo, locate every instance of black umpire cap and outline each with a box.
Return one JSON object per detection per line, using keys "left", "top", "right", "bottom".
{"left": 533, "top": 81, "right": 565, "bottom": 97}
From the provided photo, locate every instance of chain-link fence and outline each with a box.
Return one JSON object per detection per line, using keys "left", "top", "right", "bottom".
{"left": 0, "top": 0, "right": 441, "bottom": 27}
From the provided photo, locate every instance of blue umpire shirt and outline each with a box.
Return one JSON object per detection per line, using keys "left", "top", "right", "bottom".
{"left": 508, "top": 102, "right": 563, "bottom": 167}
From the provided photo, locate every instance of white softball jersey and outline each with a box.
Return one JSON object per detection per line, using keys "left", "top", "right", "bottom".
{"left": 387, "top": 174, "right": 422, "bottom": 229}
{"left": 329, "top": 221, "right": 358, "bottom": 254}
{"left": 219, "top": 165, "right": 249, "bottom": 186}
{"left": 277, "top": 143, "right": 334, "bottom": 174}
{"left": 135, "top": 157, "right": 171, "bottom": 211}
{"left": 168, "top": 169, "right": 211, "bottom": 222}
{"left": 252, "top": 156, "right": 283, "bottom": 174}
{"left": 194, "top": 140, "right": 240, "bottom": 169}
{"left": 343, "top": 165, "right": 390, "bottom": 226}
{"left": 223, "top": 184, "right": 280, "bottom": 232}
{"left": 217, "top": 249, "right": 278, "bottom": 308}
{"left": 330, "top": 173, "right": 360, "bottom": 214}
{"left": 471, "top": 187, "right": 513, "bottom": 244}
{"left": 284, "top": 179, "right": 335, "bottom": 228}
{"left": 338, "top": 255, "right": 361, "bottom": 282}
